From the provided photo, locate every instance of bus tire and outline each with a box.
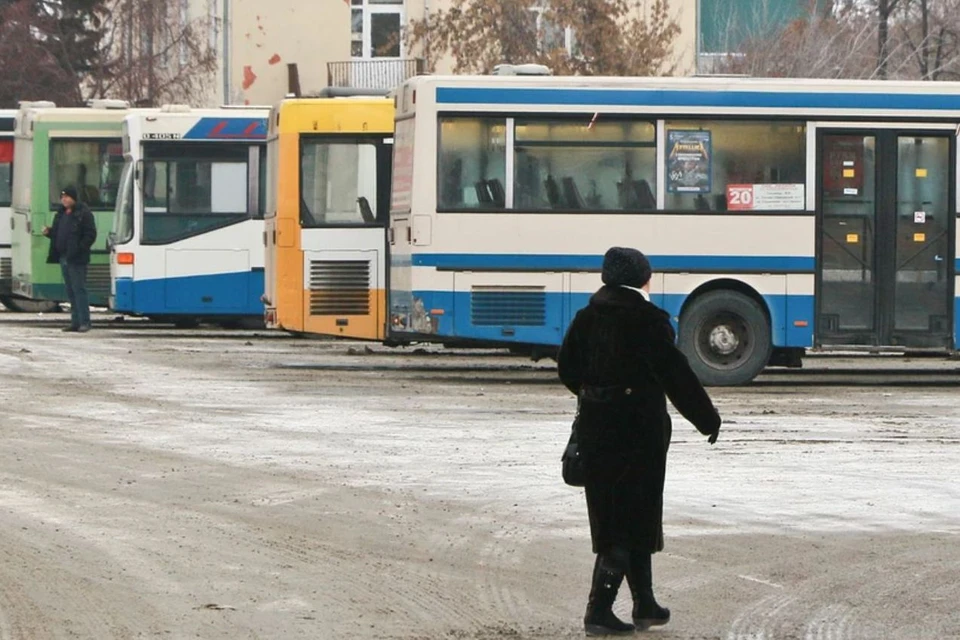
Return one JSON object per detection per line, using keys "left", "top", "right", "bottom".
{"left": 678, "top": 290, "right": 772, "bottom": 386}
{"left": 0, "top": 296, "right": 61, "bottom": 314}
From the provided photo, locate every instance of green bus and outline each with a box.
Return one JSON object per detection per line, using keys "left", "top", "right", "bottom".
{"left": 11, "top": 101, "right": 130, "bottom": 306}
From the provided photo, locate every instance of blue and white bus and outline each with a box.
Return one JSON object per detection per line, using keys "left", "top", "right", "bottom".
{"left": 388, "top": 74, "right": 960, "bottom": 385}
{"left": 109, "top": 106, "right": 269, "bottom": 326}
{"left": 0, "top": 109, "right": 15, "bottom": 307}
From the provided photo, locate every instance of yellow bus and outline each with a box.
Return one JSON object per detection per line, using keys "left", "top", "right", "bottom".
{"left": 264, "top": 94, "right": 394, "bottom": 340}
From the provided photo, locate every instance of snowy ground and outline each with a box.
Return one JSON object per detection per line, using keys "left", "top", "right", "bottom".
{"left": 1, "top": 310, "right": 958, "bottom": 639}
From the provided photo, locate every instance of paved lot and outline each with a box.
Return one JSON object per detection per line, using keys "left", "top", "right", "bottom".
{"left": 1, "top": 310, "right": 958, "bottom": 639}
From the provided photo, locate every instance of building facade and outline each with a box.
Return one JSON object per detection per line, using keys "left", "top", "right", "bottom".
{"left": 179, "top": 0, "right": 807, "bottom": 107}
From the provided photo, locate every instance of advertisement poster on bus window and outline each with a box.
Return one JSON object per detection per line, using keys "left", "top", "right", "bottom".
{"left": 823, "top": 135, "right": 865, "bottom": 197}
{"left": 667, "top": 130, "right": 712, "bottom": 193}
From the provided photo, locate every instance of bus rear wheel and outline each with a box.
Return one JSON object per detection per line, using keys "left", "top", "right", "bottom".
{"left": 678, "top": 290, "right": 772, "bottom": 386}
{"left": 0, "top": 296, "right": 61, "bottom": 314}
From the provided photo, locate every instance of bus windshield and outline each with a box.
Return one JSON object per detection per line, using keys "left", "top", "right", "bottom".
{"left": 141, "top": 142, "right": 250, "bottom": 245}
{"left": 49, "top": 139, "right": 124, "bottom": 210}
{"left": 300, "top": 139, "right": 382, "bottom": 227}
{"left": 112, "top": 161, "right": 134, "bottom": 244}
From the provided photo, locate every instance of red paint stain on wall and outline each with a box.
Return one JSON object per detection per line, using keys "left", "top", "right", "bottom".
{"left": 242, "top": 66, "right": 257, "bottom": 90}
{"left": 268, "top": 54, "right": 281, "bottom": 65}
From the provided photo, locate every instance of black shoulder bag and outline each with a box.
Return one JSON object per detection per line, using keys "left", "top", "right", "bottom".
{"left": 561, "top": 404, "right": 585, "bottom": 487}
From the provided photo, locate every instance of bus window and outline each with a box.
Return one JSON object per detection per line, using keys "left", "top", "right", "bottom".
{"left": 49, "top": 140, "right": 125, "bottom": 210}
{"left": 141, "top": 143, "right": 250, "bottom": 245}
{"left": 265, "top": 137, "right": 279, "bottom": 217}
{"left": 514, "top": 119, "right": 656, "bottom": 211}
{"left": 438, "top": 117, "right": 507, "bottom": 210}
{"left": 0, "top": 139, "right": 12, "bottom": 207}
{"left": 664, "top": 120, "right": 806, "bottom": 212}
{"left": 258, "top": 145, "right": 267, "bottom": 218}
{"left": 112, "top": 162, "right": 135, "bottom": 244}
{"left": 300, "top": 140, "right": 381, "bottom": 226}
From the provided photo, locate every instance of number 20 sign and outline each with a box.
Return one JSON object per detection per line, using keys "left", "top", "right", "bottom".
{"left": 727, "top": 185, "right": 754, "bottom": 210}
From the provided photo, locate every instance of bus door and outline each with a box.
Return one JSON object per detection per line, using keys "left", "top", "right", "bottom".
{"left": 816, "top": 126, "right": 956, "bottom": 349}
{"left": 299, "top": 134, "right": 392, "bottom": 341}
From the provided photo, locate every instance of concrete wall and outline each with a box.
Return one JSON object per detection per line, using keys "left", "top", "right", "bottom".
{"left": 671, "top": 0, "right": 698, "bottom": 75}
{"left": 225, "top": 0, "right": 350, "bottom": 105}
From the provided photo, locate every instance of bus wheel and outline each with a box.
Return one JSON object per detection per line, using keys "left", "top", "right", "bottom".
{"left": 678, "top": 290, "right": 772, "bottom": 386}
{"left": 0, "top": 296, "right": 61, "bottom": 313}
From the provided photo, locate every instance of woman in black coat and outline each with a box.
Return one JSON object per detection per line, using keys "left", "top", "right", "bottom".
{"left": 557, "top": 247, "right": 721, "bottom": 636}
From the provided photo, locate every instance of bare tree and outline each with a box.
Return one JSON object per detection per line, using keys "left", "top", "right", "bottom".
{"left": 715, "top": 0, "right": 960, "bottom": 81}
{"left": 896, "top": 0, "right": 960, "bottom": 80}
{"left": 0, "top": 0, "right": 104, "bottom": 107}
{"left": 86, "top": 0, "right": 219, "bottom": 106}
{"left": 714, "top": 2, "right": 880, "bottom": 79}
{"left": 406, "top": 0, "right": 680, "bottom": 76}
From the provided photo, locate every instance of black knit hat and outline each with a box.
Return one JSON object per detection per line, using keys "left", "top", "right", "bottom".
{"left": 61, "top": 186, "right": 79, "bottom": 202}
{"left": 601, "top": 247, "right": 652, "bottom": 288}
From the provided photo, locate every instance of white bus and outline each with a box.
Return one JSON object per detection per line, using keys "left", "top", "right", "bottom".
{"left": 2, "top": 108, "right": 58, "bottom": 313}
{"left": 109, "top": 106, "right": 269, "bottom": 326}
{"left": 0, "top": 109, "right": 15, "bottom": 308}
{"left": 388, "top": 74, "right": 960, "bottom": 385}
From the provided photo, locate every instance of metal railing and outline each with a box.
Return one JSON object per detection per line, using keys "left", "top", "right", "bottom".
{"left": 326, "top": 58, "right": 426, "bottom": 92}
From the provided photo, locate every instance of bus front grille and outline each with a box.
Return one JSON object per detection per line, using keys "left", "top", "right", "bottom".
{"left": 87, "top": 264, "right": 110, "bottom": 301}
{"left": 0, "top": 257, "right": 10, "bottom": 282}
{"left": 471, "top": 286, "right": 546, "bottom": 327}
{"left": 309, "top": 260, "right": 371, "bottom": 316}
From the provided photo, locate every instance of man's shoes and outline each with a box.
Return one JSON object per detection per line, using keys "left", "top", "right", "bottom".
{"left": 76, "top": 325, "right": 91, "bottom": 333}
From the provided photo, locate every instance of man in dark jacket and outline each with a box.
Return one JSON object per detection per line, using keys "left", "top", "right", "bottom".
{"left": 557, "top": 247, "right": 721, "bottom": 636}
{"left": 42, "top": 186, "right": 97, "bottom": 332}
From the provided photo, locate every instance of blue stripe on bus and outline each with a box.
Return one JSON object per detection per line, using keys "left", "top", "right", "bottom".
{"left": 182, "top": 117, "right": 268, "bottom": 140}
{"left": 956, "top": 298, "right": 960, "bottom": 346}
{"left": 410, "top": 253, "right": 816, "bottom": 273}
{"left": 113, "top": 270, "right": 264, "bottom": 317}
{"left": 393, "top": 288, "right": 816, "bottom": 349}
{"left": 436, "top": 87, "right": 960, "bottom": 111}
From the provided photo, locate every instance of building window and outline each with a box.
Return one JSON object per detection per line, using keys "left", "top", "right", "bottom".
{"left": 351, "top": 0, "right": 403, "bottom": 59}
{"left": 528, "top": 4, "right": 578, "bottom": 57}
{"left": 438, "top": 118, "right": 507, "bottom": 210}
{"left": 515, "top": 119, "right": 656, "bottom": 211}
{"left": 664, "top": 120, "right": 806, "bottom": 212}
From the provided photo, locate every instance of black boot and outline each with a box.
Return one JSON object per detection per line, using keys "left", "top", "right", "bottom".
{"left": 583, "top": 553, "right": 635, "bottom": 636}
{"left": 625, "top": 552, "right": 670, "bottom": 630}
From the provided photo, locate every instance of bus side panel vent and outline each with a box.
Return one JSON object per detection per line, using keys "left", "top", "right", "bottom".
{"left": 87, "top": 264, "right": 111, "bottom": 302}
{"left": 309, "top": 260, "right": 371, "bottom": 316}
{"left": 471, "top": 286, "right": 546, "bottom": 327}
